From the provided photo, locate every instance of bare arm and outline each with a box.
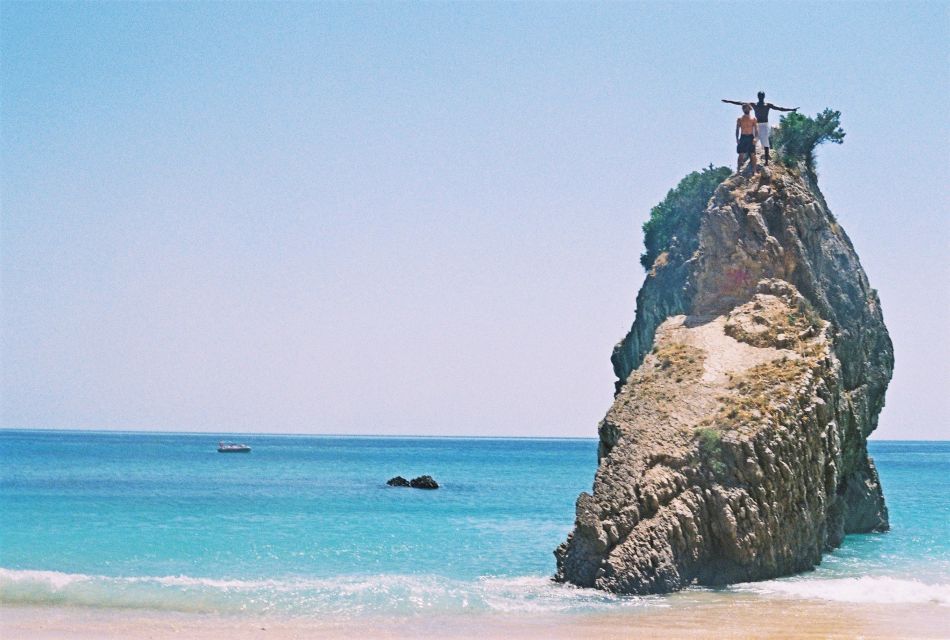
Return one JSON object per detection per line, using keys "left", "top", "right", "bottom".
{"left": 753, "top": 119, "right": 758, "bottom": 140}
{"left": 736, "top": 120, "right": 741, "bottom": 141}
{"left": 768, "top": 103, "right": 798, "bottom": 112}
{"left": 722, "top": 99, "right": 745, "bottom": 106}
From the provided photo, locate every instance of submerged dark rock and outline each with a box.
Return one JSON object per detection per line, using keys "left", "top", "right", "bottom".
{"left": 555, "top": 163, "right": 892, "bottom": 594}
{"left": 386, "top": 476, "right": 411, "bottom": 487}
{"left": 409, "top": 475, "right": 439, "bottom": 489}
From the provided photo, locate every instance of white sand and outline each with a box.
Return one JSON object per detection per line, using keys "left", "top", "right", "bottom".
{"left": 3, "top": 598, "right": 947, "bottom": 640}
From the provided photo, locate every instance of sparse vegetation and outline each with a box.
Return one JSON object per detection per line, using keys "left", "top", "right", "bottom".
{"left": 640, "top": 164, "right": 731, "bottom": 269}
{"left": 711, "top": 354, "right": 812, "bottom": 432}
{"left": 695, "top": 426, "right": 721, "bottom": 449}
{"left": 725, "top": 296, "right": 823, "bottom": 349}
{"left": 781, "top": 303, "right": 821, "bottom": 338}
{"left": 652, "top": 342, "right": 705, "bottom": 381}
{"left": 694, "top": 426, "right": 727, "bottom": 475}
{"left": 771, "top": 109, "right": 845, "bottom": 180}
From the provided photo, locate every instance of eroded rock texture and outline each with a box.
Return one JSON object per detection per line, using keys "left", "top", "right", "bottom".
{"left": 555, "top": 164, "right": 893, "bottom": 594}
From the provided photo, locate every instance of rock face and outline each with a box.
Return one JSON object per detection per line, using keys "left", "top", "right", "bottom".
{"left": 555, "top": 164, "right": 893, "bottom": 594}
{"left": 409, "top": 475, "right": 439, "bottom": 489}
{"left": 387, "top": 475, "right": 440, "bottom": 489}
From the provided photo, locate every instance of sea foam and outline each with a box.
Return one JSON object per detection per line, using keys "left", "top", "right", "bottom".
{"left": 4, "top": 567, "right": 949, "bottom": 616}
{"left": 738, "top": 575, "right": 950, "bottom": 606}
{"left": 0, "top": 568, "right": 662, "bottom": 615}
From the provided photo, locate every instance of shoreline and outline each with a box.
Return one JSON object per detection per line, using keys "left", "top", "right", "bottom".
{"left": 3, "top": 598, "right": 948, "bottom": 640}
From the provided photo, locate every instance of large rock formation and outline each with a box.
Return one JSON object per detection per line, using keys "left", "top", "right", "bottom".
{"left": 555, "top": 163, "right": 893, "bottom": 594}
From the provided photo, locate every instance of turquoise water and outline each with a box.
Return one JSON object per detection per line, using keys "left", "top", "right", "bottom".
{"left": 1, "top": 430, "right": 948, "bottom": 615}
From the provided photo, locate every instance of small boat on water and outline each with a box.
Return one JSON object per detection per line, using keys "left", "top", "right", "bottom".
{"left": 217, "top": 441, "right": 251, "bottom": 453}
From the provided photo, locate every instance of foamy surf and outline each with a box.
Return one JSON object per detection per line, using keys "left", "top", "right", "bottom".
{"left": 0, "top": 568, "right": 664, "bottom": 615}
{"left": 735, "top": 575, "right": 950, "bottom": 606}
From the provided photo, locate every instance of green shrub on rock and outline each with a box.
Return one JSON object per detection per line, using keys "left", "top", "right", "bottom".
{"left": 694, "top": 426, "right": 727, "bottom": 475}
{"left": 772, "top": 109, "right": 845, "bottom": 179}
{"left": 640, "top": 164, "right": 731, "bottom": 270}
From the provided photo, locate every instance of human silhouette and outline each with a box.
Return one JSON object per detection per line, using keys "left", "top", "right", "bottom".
{"left": 722, "top": 92, "right": 798, "bottom": 165}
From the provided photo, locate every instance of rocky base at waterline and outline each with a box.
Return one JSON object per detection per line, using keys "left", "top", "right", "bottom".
{"left": 387, "top": 475, "right": 440, "bottom": 489}
{"left": 555, "top": 163, "right": 893, "bottom": 594}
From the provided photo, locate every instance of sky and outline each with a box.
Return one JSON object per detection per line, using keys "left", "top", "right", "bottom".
{"left": 1, "top": 1, "right": 947, "bottom": 439}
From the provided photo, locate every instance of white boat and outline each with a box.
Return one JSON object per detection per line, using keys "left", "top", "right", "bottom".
{"left": 217, "top": 441, "right": 251, "bottom": 453}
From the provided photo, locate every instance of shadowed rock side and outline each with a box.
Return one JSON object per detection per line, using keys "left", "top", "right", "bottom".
{"left": 556, "top": 164, "right": 893, "bottom": 594}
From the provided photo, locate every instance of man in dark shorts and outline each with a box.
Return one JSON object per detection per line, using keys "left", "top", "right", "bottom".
{"left": 735, "top": 103, "right": 758, "bottom": 172}
{"left": 722, "top": 92, "right": 798, "bottom": 165}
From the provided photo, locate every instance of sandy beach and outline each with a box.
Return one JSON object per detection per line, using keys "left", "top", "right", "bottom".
{"left": 4, "top": 596, "right": 948, "bottom": 640}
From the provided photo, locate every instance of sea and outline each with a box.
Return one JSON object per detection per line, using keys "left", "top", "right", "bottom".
{"left": 1, "top": 430, "right": 948, "bottom": 620}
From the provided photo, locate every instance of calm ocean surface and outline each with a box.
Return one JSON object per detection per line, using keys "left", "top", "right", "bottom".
{"left": 1, "top": 430, "right": 947, "bottom": 616}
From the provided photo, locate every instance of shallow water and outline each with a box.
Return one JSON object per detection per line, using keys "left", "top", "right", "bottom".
{"left": 0, "top": 430, "right": 947, "bottom": 616}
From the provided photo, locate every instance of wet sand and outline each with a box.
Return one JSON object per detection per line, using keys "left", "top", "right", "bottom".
{"left": 3, "top": 596, "right": 947, "bottom": 640}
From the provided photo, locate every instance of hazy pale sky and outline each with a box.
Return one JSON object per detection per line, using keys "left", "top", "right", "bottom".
{"left": 2, "top": 2, "right": 947, "bottom": 439}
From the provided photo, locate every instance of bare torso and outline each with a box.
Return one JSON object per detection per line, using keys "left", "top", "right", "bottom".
{"left": 737, "top": 115, "right": 757, "bottom": 135}
{"left": 753, "top": 102, "right": 773, "bottom": 122}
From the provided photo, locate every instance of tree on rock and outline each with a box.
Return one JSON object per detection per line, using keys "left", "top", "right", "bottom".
{"left": 640, "top": 164, "right": 731, "bottom": 270}
{"left": 772, "top": 109, "right": 845, "bottom": 180}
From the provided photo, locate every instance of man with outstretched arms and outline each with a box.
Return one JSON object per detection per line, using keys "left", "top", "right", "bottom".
{"left": 735, "top": 103, "right": 758, "bottom": 172}
{"left": 722, "top": 92, "right": 798, "bottom": 165}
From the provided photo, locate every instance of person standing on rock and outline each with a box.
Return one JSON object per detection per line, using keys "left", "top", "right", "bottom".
{"left": 735, "top": 103, "right": 758, "bottom": 173}
{"left": 722, "top": 92, "right": 798, "bottom": 165}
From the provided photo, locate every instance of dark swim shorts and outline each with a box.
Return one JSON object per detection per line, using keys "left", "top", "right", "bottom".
{"left": 737, "top": 134, "right": 755, "bottom": 154}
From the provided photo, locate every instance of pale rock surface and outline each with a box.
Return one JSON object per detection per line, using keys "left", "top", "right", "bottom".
{"left": 555, "top": 164, "right": 892, "bottom": 594}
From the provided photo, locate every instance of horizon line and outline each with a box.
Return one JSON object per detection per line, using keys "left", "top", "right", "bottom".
{"left": 0, "top": 426, "right": 944, "bottom": 443}
{"left": 0, "top": 426, "right": 598, "bottom": 441}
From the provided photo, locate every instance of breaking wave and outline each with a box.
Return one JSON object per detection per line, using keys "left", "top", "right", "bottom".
{"left": 5, "top": 568, "right": 948, "bottom": 615}
{"left": 0, "top": 568, "right": 662, "bottom": 615}
{"left": 735, "top": 575, "right": 950, "bottom": 606}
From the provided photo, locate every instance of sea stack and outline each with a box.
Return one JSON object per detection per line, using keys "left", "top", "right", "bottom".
{"left": 555, "top": 163, "right": 893, "bottom": 594}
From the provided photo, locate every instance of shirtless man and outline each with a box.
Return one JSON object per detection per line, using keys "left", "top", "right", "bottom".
{"left": 735, "top": 103, "right": 758, "bottom": 172}
{"left": 722, "top": 92, "right": 798, "bottom": 165}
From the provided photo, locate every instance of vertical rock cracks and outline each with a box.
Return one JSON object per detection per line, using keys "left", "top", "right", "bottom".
{"left": 555, "top": 164, "right": 893, "bottom": 594}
